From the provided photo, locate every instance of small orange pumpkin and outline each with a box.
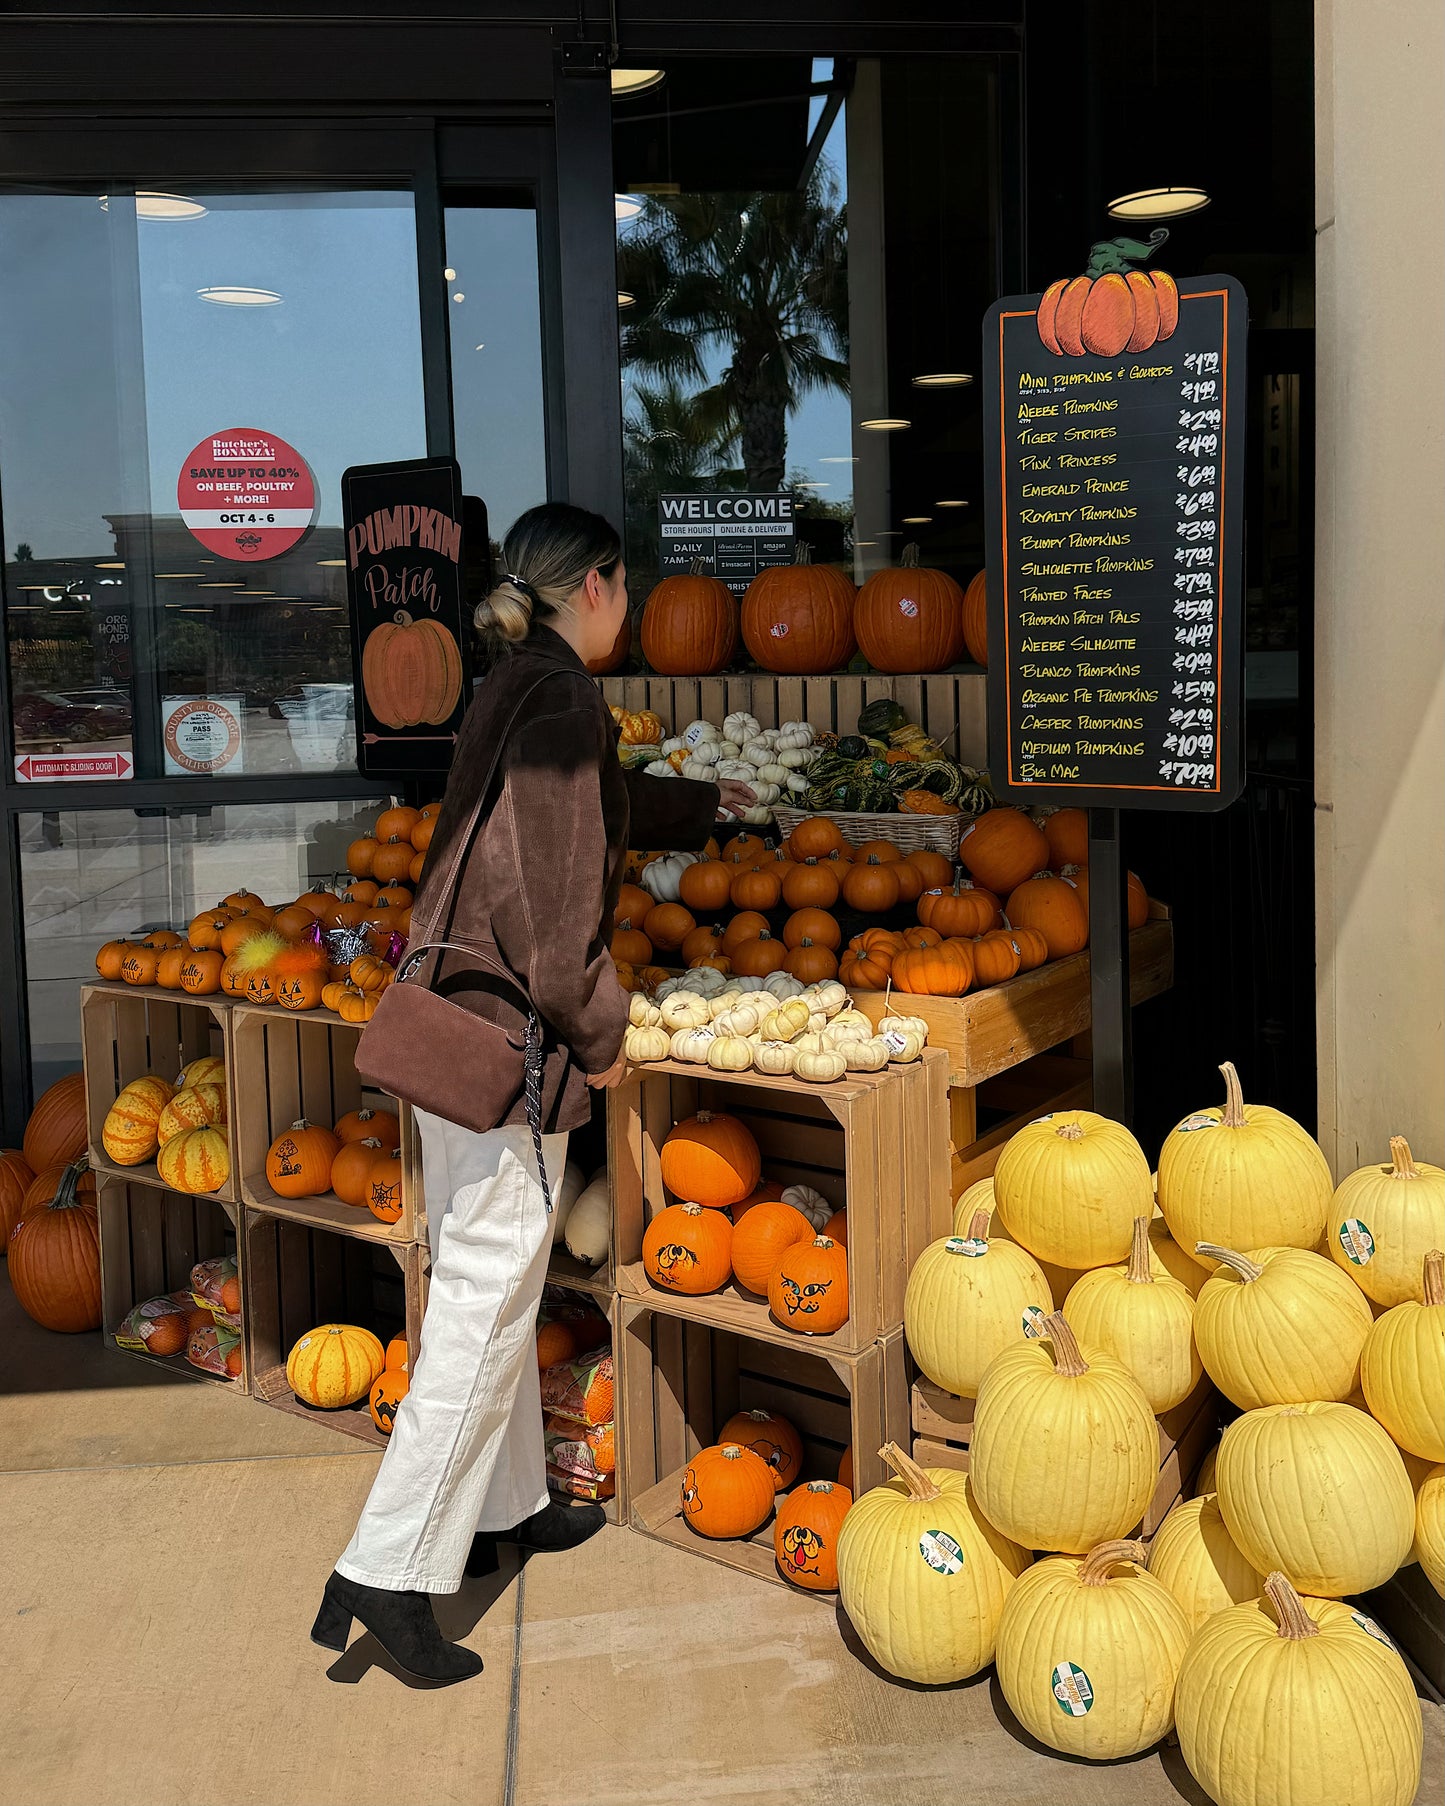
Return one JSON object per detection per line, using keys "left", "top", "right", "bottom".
{"left": 721, "top": 911, "right": 770, "bottom": 954}
{"left": 680, "top": 922, "right": 727, "bottom": 966}
{"left": 368, "top": 1368, "right": 410, "bottom": 1434}
{"left": 718, "top": 1408, "right": 804, "bottom": 1492}
{"left": 918, "top": 878, "right": 1001, "bottom": 938}
{"left": 334, "top": 1107, "right": 402, "bottom": 1150}
{"left": 244, "top": 967, "right": 278, "bottom": 1007}
{"left": 118, "top": 944, "right": 160, "bottom": 987}
{"left": 275, "top": 968, "right": 327, "bottom": 1011}
{"left": 177, "top": 950, "right": 224, "bottom": 996}
{"left": 270, "top": 903, "right": 318, "bottom": 940}
{"left": 370, "top": 836, "right": 415, "bottom": 886}
{"left": 892, "top": 941, "right": 973, "bottom": 996}
{"left": 774, "top": 1479, "right": 852, "bottom": 1590}
{"left": 905, "top": 848, "right": 954, "bottom": 891}
{"left": 154, "top": 945, "right": 188, "bottom": 990}
{"left": 264, "top": 1119, "right": 340, "bottom": 1198}
{"left": 783, "top": 907, "right": 841, "bottom": 951}
{"left": 186, "top": 910, "right": 233, "bottom": 950}
{"left": 348, "top": 954, "right": 394, "bottom": 994}
{"left": 841, "top": 855, "right": 901, "bottom": 914}
{"left": 642, "top": 1201, "right": 733, "bottom": 1294}
{"left": 721, "top": 832, "right": 767, "bottom": 863}
{"left": 677, "top": 860, "right": 734, "bottom": 915}
{"left": 661, "top": 1111, "right": 761, "bottom": 1207}
{"left": 731, "top": 931, "right": 789, "bottom": 978}
{"left": 94, "top": 939, "right": 132, "bottom": 981}
{"left": 642, "top": 902, "right": 695, "bottom": 953}
{"left": 971, "top": 932, "right": 1022, "bottom": 987}
{"left": 332, "top": 1137, "right": 385, "bottom": 1207}
{"left": 346, "top": 836, "right": 379, "bottom": 877}
{"left": 991, "top": 923, "right": 1049, "bottom": 970}
{"left": 784, "top": 938, "right": 838, "bottom": 983}
{"left": 375, "top": 805, "right": 420, "bottom": 844}
{"left": 1005, "top": 871, "right": 1089, "bottom": 959}
{"left": 781, "top": 857, "right": 841, "bottom": 911}
{"left": 1043, "top": 807, "right": 1089, "bottom": 868}
{"left": 335, "top": 986, "right": 381, "bottom": 1024}
{"left": 615, "top": 882, "right": 654, "bottom": 926}
{"left": 679, "top": 1443, "right": 776, "bottom": 1539}
{"left": 610, "top": 919, "right": 652, "bottom": 966}
{"left": 958, "top": 808, "right": 1049, "bottom": 894}
{"left": 730, "top": 1200, "right": 814, "bottom": 1295}
{"left": 768, "top": 1234, "right": 849, "bottom": 1335}
{"left": 367, "top": 1148, "right": 405, "bottom": 1224}
{"left": 730, "top": 865, "right": 783, "bottom": 913}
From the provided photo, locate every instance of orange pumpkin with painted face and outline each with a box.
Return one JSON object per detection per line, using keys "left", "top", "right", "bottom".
{"left": 774, "top": 1479, "right": 852, "bottom": 1590}
{"left": 642, "top": 1201, "right": 732, "bottom": 1295}
{"left": 679, "top": 1442, "right": 776, "bottom": 1538}
{"left": 768, "top": 1234, "right": 849, "bottom": 1335}
{"left": 718, "top": 1408, "right": 804, "bottom": 1492}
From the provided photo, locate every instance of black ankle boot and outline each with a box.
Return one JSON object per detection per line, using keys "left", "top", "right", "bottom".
{"left": 468, "top": 1499, "right": 607, "bottom": 1576}
{"left": 310, "top": 1571, "right": 483, "bottom": 1683}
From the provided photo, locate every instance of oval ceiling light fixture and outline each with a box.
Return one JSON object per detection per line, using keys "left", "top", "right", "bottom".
{"left": 617, "top": 290, "right": 636, "bottom": 308}
{"left": 911, "top": 372, "right": 973, "bottom": 389}
{"left": 197, "top": 286, "right": 282, "bottom": 306}
{"left": 902, "top": 516, "right": 932, "bottom": 525}
{"left": 934, "top": 499, "right": 969, "bottom": 509}
{"left": 443, "top": 266, "right": 457, "bottom": 281}
{"left": 136, "top": 192, "right": 208, "bottom": 221}
{"left": 819, "top": 455, "right": 858, "bottom": 464}
{"left": 94, "top": 560, "right": 126, "bottom": 569}
{"left": 611, "top": 68, "right": 665, "bottom": 97}
{"left": 315, "top": 558, "right": 345, "bottom": 567}
{"left": 1107, "top": 185, "right": 1210, "bottom": 221}
{"left": 614, "top": 194, "right": 646, "bottom": 222}
{"left": 860, "top": 417, "right": 910, "bottom": 432}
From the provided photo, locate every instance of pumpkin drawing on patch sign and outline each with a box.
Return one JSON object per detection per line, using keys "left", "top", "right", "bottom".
{"left": 1036, "top": 228, "right": 1179, "bottom": 359}
{"left": 362, "top": 609, "right": 463, "bottom": 728}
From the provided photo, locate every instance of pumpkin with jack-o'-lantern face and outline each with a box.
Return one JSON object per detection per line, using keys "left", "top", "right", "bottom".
{"left": 768, "top": 1234, "right": 849, "bottom": 1335}
{"left": 679, "top": 1443, "right": 775, "bottom": 1539}
{"left": 774, "top": 1479, "right": 852, "bottom": 1590}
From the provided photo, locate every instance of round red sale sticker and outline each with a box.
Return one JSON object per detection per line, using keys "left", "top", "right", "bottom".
{"left": 177, "top": 427, "right": 316, "bottom": 561}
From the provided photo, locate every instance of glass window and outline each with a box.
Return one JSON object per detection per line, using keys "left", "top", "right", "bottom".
{"left": 20, "top": 798, "right": 384, "bottom": 1091}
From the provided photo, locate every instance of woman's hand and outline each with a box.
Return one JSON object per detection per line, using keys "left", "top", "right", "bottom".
{"left": 714, "top": 778, "right": 757, "bottom": 821}
{"left": 586, "top": 1051, "right": 628, "bottom": 1090}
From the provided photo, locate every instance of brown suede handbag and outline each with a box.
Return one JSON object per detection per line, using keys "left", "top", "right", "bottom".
{"left": 354, "top": 674, "right": 555, "bottom": 1191}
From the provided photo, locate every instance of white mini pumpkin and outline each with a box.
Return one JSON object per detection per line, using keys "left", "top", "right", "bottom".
{"left": 680, "top": 756, "right": 719, "bottom": 781}
{"left": 783, "top": 1184, "right": 833, "bottom": 1229}
{"left": 774, "top": 722, "right": 815, "bottom": 750}
{"left": 706, "top": 1035, "right": 753, "bottom": 1072}
{"left": 628, "top": 992, "right": 662, "bottom": 1027}
{"left": 762, "top": 972, "right": 806, "bottom": 1000}
{"left": 564, "top": 1176, "right": 610, "bottom": 1265}
{"left": 639, "top": 851, "right": 701, "bottom": 902}
{"left": 644, "top": 760, "right": 676, "bottom": 778}
{"left": 796, "top": 1048, "right": 847, "bottom": 1083}
{"left": 660, "top": 992, "right": 712, "bottom": 1030}
{"left": 682, "top": 719, "right": 720, "bottom": 747}
{"left": 670, "top": 1026, "right": 716, "bottom": 1064}
{"left": 624, "top": 1023, "right": 670, "bottom": 1062}
{"left": 724, "top": 710, "right": 761, "bottom": 744}
{"left": 752, "top": 1040, "right": 798, "bottom": 1076}
{"left": 844, "top": 1036, "right": 891, "bottom": 1072}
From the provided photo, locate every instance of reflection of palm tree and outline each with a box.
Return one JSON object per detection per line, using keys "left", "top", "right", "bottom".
{"left": 624, "top": 379, "right": 736, "bottom": 499}
{"left": 619, "top": 171, "right": 848, "bottom": 492}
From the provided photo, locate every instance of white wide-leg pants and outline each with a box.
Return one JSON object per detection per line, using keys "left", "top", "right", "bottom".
{"left": 335, "top": 1109, "right": 567, "bottom": 1596}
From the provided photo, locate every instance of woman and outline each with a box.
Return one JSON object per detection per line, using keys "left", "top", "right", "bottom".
{"left": 310, "top": 503, "right": 753, "bottom": 1684}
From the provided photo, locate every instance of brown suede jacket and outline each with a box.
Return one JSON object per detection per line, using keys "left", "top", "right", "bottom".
{"left": 408, "top": 627, "right": 718, "bottom": 1133}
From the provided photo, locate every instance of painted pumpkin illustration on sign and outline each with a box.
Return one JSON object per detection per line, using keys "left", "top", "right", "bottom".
{"left": 1036, "top": 228, "right": 1179, "bottom": 359}
{"left": 362, "top": 611, "right": 463, "bottom": 729}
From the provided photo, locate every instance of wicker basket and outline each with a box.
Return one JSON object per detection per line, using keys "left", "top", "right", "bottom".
{"left": 771, "top": 804, "right": 970, "bottom": 857}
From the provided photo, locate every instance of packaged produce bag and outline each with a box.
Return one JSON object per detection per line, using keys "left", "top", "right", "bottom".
{"left": 540, "top": 1349, "right": 614, "bottom": 1427}
{"left": 545, "top": 1414, "right": 616, "bottom": 1478}
{"left": 186, "top": 1319, "right": 243, "bottom": 1380}
{"left": 189, "top": 1255, "right": 241, "bottom": 1331}
{"left": 547, "top": 1463, "right": 615, "bottom": 1502}
{"left": 115, "top": 1290, "right": 193, "bottom": 1355}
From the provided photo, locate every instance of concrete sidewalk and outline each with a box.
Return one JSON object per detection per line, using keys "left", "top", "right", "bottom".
{"left": 3, "top": 1290, "right": 1440, "bottom": 1806}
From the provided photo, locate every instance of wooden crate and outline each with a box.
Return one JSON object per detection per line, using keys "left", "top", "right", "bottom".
{"left": 610, "top": 1050, "right": 950, "bottom": 1355}
{"left": 850, "top": 909, "right": 1174, "bottom": 1091}
{"left": 97, "top": 1176, "right": 246, "bottom": 1388}
{"left": 242, "top": 1207, "right": 427, "bottom": 1448}
{"left": 618, "top": 1297, "right": 908, "bottom": 1591}
{"left": 230, "top": 1003, "right": 422, "bottom": 1246}
{"left": 80, "top": 982, "right": 237, "bottom": 1203}
{"left": 600, "top": 672, "right": 987, "bottom": 766}
{"left": 911, "top": 1374, "right": 1218, "bottom": 1542}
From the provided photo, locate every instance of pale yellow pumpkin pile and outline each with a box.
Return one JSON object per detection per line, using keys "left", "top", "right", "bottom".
{"left": 846, "top": 1064, "right": 1442, "bottom": 1805}
{"left": 622, "top": 967, "right": 927, "bottom": 1082}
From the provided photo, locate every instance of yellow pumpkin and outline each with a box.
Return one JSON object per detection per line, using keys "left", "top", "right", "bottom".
{"left": 993, "top": 1109, "right": 1152, "bottom": 1269}
{"left": 994, "top": 1539, "right": 1191, "bottom": 1761}
{"left": 155, "top": 1082, "right": 227, "bottom": 1144}
{"left": 285, "top": 1323, "right": 386, "bottom": 1408}
{"left": 100, "top": 1075, "right": 176, "bottom": 1166}
{"left": 970, "top": 1311, "right": 1157, "bottom": 1554}
{"left": 1328, "top": 1136, "right": 1445, "bottom": 1308}
{"left": 1358, "top": 1249, "right": 1444, "bottom": 1461}
{"left": 1175, "top": 1574, "right": 1423, "bottom": 1806}
{"left": 1191, "top": 1242, "right": 1373, "bottom": 1410}
{"left": 834, "top": 1443, "right": 1030, "bottom": 1684}
{"left": 1193, "top": 1442, "right": 1219, "bottom": 1498}
{"left": 903, "top": 1206, "right": 1051, "bottom": 1399}
{"left": 1146, "top": 1493, "right": 1262, "bottom": 1629}
{"left": 1157, "top": 1060, "right": 1333, "bottom": 1267}
{"left": 177, "top": 1055, "right": 226, "bottom": 1090}
{"left": 1147, "top": 1214, "right": 1209, "bottom": 1295}
{"left": 1415, "top": 1466, "right": 1444, "bottom": 1597}
{"left": 1214, "top": 1402, "right": 1415, "bottom": 1597}
{"left": 964, "top": 1179, "right": 1081, "bottom": 1307}
{"left": 155, "top": 1126, "right": 230, "bottom": 1195}
{"left": 1062, "top": 1215, "right": 1201, "bottom": 1412}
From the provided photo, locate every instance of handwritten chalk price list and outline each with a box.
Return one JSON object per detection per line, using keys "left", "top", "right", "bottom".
{"left": 982, "top": 273, "right": 1246, "bottom": 812}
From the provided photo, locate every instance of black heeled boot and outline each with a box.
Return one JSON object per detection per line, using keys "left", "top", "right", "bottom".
{"left": 310, "top": 1571, "right": 483, "bottom": 1684}
{"left": 466, "top": 1500, "right": 606, "bottom": 1576}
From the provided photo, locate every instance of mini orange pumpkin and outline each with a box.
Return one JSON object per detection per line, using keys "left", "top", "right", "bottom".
{"left": 334, "top": 1107, "right": 402, "bottom": 1150}
{"left": 264, "top": 1119, "right": 340, "bottom": 1199}
{"left": 774, "top": 1479, "right": 852, "bottom": 1590}
{"left": 642, "top": 1201, "right": 733, "bottom": 1294}
{"left": 680, "top": 922, "right": 727, "bottom": 966}
{"left": 370, "top": 836, "right": 415, "bottom": 886}
{"left": 718, "top": 1408, "right": 804, "bottom": 1492}
{"left": 346, "top": 836, "right": 378, "bottom": 877}
{"left": 118, "top": 944, "right": 160, "bottom": 987}
{"left": 615, "top": 882, "right": 654, "bottom": 926}
{"left": 971, "top": 932, "right": 1022, "bottom": 987}
{"left": 852, "top": 838, "right": 902, "bottom": 864}
{"left": 788, "top": 816, "right": 847, "bottom": 861}
{"left": 841, "top": 855, "right": 901, "bottom": 914}
{"left": 721, "top": 911, "right": 770, "bottom": 954}
{"left": 94, "top": 939, "right": 131, "bottom": 981}
{"left": 721, "top": 832, "right": 767, "bottom": 863}
{"left": 186, "top": 911, "right": 233, "bottom": 951}
{"left": 348, "top": 953, "right": 394, "bottom": 993}
{"left": 1005, "top": 871, "right": 1089, "bottom": 959}
{"left": 958, "top": 808, "right": 1049, "bottom": 894}
{"left": 369, "top": 1368, "right": 409, "bottom": 1435}
{"left": 991, "top": 923, "right": 1049, "bottom": 970}
{"left": 244, "top": 967, "right": 278, "bottom": 1007}
{"left": 905, "top": 848, "right": 954, "bottom": 891}
{"left": 730, "top": 865, "right": 783, "bottom": 913}
{"left": 783, "top": 907, "right": 841, "bottom": 951}
{"left": 642, "top": 902, "right": 695, "bottom": 952}
{"left": 918, "top": 878, "right": 1000, "bottom": 938}
{"left": 730, "top": 1200, "right": 814, "bottom": 1295}
{"left": 332, "top": 1137, "right": 385, "bottom": 1207}
{"left": 768, "top": 1234, "right": 849, "bottom": 1335}
{"left": 892, "top": 941, "right": 973, "bottom": 996}
{"left": 154, "top": 945, "right": 188, "bottom": 990}
{"left": 677, "top": 859, "right": 733, "bottom": 914}
{"left": 275, "top": 968, "right": 327, "bottom": 1011}
{"left": 679, "top": 1442, "right": 776, "bottom": 1538}
{"left": 335, "top": 986, "right": 381, "bottom": 1024}
{"left": 781, "top": 857, "right": 841, "bottom": 911}
{"left": 784, "top": 938, "right": 838, "bottom": 983}
{"left": 178, "top": 951, "right": 225, "bottom": 996}
{"left": 610, "top": 919, "right": 652, "bottom": 966}
{"left": 375, "top": 805, "right": 420, "bottom": 844}
{"left": 367, "top": 1148, "right": 405, "bottom": 1224}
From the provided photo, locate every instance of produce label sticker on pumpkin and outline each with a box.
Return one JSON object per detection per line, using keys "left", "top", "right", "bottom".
{"left": 919, "top": 1529, "right": 965, "bottom": 1576}
{"left": 1051, "top": 1663, "right": 1094, "bottom": 1717}
{"left": 1021, "top": 1304, "right": 1048, "bottom": 1337}
{"left": 1175, "top": 1113, "right": 1218, "bottom": 1133}
{"left": 897, "top": 597, "right": 919, "bottom": 618}
{"left": 1349, "top": 1611, "right": 1398, "bottom": 1652}
{"left": 882, "top": 1028, "right": 911, "bottom": 1057}
{"left": 946, "top": 1235, "right": 989, "bottom": 1259}
{"left": 1337, "top": 1218, "right": 1375, "bottom": 1265}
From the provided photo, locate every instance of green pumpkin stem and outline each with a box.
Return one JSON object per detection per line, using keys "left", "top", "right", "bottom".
{"left": 52, "top": 1158, "right": 91, "bottom": 1211}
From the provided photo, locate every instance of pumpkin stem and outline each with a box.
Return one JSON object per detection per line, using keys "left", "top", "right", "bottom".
{"left": 1056, "top": 1121, "right": 1085, "bottom": 1143}
{"left": 1423, "top": 1250, "right": 1444, "bottom": 1307}
{"left": 968, "top": 1206, "right": 991, "bottom": 1241}
{"left": 680, "top": 1202, "right": 704, "bottom": 1218}
{"left": 718, "top": 1444, "right": 745, "bottom": 1459}
{"left": 694, "top": 1109, "right": 714, "bottom": 1123}
{"left": 52, "top": 1157, "right": 90, "bottom": 1210}
{"left": 792, "top": 541, "right": 815, "bottom": 566}
{"left": 1389, "top": 1136, "right": 1420, "bottom": 1179}
{"left": 1194, "top": 1242, "right": 1263, "bottom": 1283}
{"left": 289, "top": 1118, "right": 314, "bottom": 1131}
{"left": 900, "top": 543, "right": 921, "bottom": 567}
{"left": 391, "top": 609, "right": 415, "bottom": 627}
{"left": 1078, "top": 1539, "right": 1148, "bottom": 1585}
{"left": 1042, "top": 1310, "right": 1089, "bottom": 1377}
{"left": 1219, "top": 1061, "right": 1247, "bottom": 1128}
{"left": 1127, "top": 1216, "right": 1154, "bottom": 1284}
{"left": 1265, "top": 1572, "right": 1321, "bottom": 1641}
{"left": 879, "top": 1440, "right": 942, "bottom": 1502}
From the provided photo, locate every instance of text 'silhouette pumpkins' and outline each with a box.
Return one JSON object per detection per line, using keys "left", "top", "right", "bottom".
{"left": 362, "top": 611, "right": 463, "bottom": 728}
{"left": 957, "top": 808, "right": 1050, "bottom": 896}
{"left": 7, "top": 1157, "right": 101, "bottom": 1332}
{"left": 1157, "top": 1060, "right": 1333, "bottom": 1263}
{"left": 659, "top": 1110, "right": 760, "bottom": 1208}
{"left": 853, "top": 545, "right": 965, "bottom": 674}
{"left": 904, "top": 1209, "right": 1051, "bottom": 1399}
{"left": 961, "top": 568, "right": 987, "bottom": 668}
{"left": 22, "top": 1069, "right": 88, "bottom": 1173}
{"left": 1146, "top": 1493, "right": 1262, "bottom": 1630}
{"left": 970, "top": 1312, "right": 1157, "bottom": 1555}
{"left": 740, "top": 542, "right": 855, "bottom": 674}
{"left": 639, "top": 559, "right": 738, "bottom": 675}
{"left": 287, "top": 1323, "right": 387, "bottom": 1409}
{"left": 774, "top": 1479, "right": 851, "bottom": 1591}
{"left": 993, "top": 1109, "right": 1152, "bottom": 1270}
{"left": 835, "top": 1443, "right": 1031, "bottom": 1684}
{"left": 1215, "top": 1402, "right": 1415, "bottom": 1597}
{"left": 679, "top": 1442, "right": 775, "bottom": 1539}
{"left": 1328, "top": 1136, "right": 1445, "bottom": 1309}
{"left": 1063, "top": 1216, "right": 1201, "bottom": 1413}
{"left": 1175, "top": 1574, "right": 1423, "bottom": 1806}
{"left": 994, "top": 1540, "right": 1191, "bottom": 1762}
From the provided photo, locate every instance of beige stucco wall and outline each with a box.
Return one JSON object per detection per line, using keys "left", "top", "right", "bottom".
{"left": 1315, "top": 0, "right": 1445, "bottom": 1171}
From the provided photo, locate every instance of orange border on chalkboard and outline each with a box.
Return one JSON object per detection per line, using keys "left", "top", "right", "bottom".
{"left": 997, "top": 287, "right": 1232, "bottom": 794}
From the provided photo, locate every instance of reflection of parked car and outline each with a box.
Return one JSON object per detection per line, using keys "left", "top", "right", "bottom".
{"left": 13, "top": 689, "right": 132, "bottom": 744}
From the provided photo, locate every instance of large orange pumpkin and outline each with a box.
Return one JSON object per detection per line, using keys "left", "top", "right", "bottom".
{"left": 21, "top": 1157, "right": 97, "bottom": 1219}
{"left": 768, "top": 1234, "right": 850, "bottom": 1335}
{"left": 718, "top": 1408, "right": 804, "bottom": 1492}
{"left": 264, "top": 1120, "right": 340, "bottom": 1198}
{"left": 958, "top": 808, "right": 1050, "bottom": 894}
{"left": 1005, "top": 872, "right": 1089, "bottom": 959}
{"left": 23, "top": 1071, "right": 89, "bottom": 1172}
{"left": 740, "top": 543, "right": 855, "bottom": 674}
{"left": 0, "top": 1148, "right": 35, "bottom": 1246}
{"left": 1043, "top": 807, "right": 1089, "bottom": 868}
{"left": 680, "top": 1443, "right": 775, "bottom": 1539}
{"left": 854, "top": 545, "right": 966, "bottom": 673}
{"left": 640, "top": 560, "right": 738, "bottom": 675}
{"left": 774, "top": 1479, "right": 852, "bottom": 1590}
{"left": 961, "top": 568, "right": 988, "bottom": 668}
{"left": 8, "top": 1157, "right": 101, "bottom": 1331}
{"left": 730, "top": 1200, "right": 814, "bottom": 1295}
{"left": 361, "top": 611, "right": 463, "bottom": 728}
{"left": 642, "top": 1201, "right": 734, "bottom": 1294}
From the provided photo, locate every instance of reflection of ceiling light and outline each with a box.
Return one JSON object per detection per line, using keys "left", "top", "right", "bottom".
{"left": 198, "top": 582, "right": 243, "bottom": 587}
{"left": 935, "top": 499, "right": 969, "bottom": 508}
{"left": 452, "top": 291, "right": 465, "bottom": 302}
{"left": 444, "top": 266, "right": 457, "bottom": 281}
{"left": 903, "top": 516, "right": 932, "bottom": 525}
{"left": 614, "top": 194, "right": 645, "bottom": 222}
{"left": 610, "top": 68, "right": 665, "bottom": 97}
{"left": 155, "top": 572, "right": 202, "bottom": 578}
{"left": 861, "top": 418, "right": 910, "bottom": 431}
{"left": 136, "top": 192, "right": 208, "bottom": 221}
{"left": 797, "top": 481, "right": 829, "bottom": 488}
{"left": 617, "top": 291, "right": 635, "bottom": 308}
{"left": 95, "top": 561, "right": 126, "bottom": 569}
{"left": 912, "top": 372, "right": 973, "bottom": 388}
{"left": 820, "top": 456, "right": 858, "bottom": 464}
{"left": 197, "top": 286, "right": 282, "bottom": 306}
{"left": 1108, "top": 186, "right": 1210, "bottom": 221}
{"left": 854, "top": 541, "right": 876, "bottom": 548}
{"left": 316, "top": 559, "right": 345, "bottom": 566}
{"left": 474, "top": 343, "right": 485, "bottom": 350}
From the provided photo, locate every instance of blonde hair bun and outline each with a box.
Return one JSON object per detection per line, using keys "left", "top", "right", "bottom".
{"left": 474, "top": 578, "right": 533, "bottom": 643}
